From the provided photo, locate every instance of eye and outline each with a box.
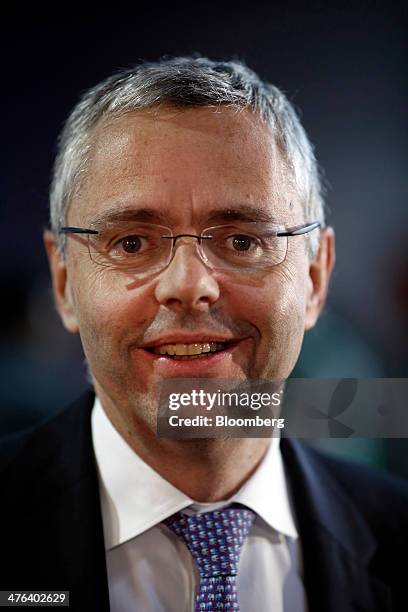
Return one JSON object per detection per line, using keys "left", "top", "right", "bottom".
{"left": 120, "top": 235, "right": 142, "bottom": 253}
{"left": 230, "top": 235, "right": 256, "bottom": 251}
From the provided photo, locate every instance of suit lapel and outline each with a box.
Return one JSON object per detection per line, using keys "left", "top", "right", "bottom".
{"left": 46, "top": 390, "right": 110, "bottom": 610}
{"left": 3, "top": 391, "right": 110, "bottom": 611}
{"left": 281, "top": 439, "right": 391, "bottom": 611}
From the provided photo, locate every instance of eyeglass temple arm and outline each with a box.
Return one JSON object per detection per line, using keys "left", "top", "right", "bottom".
{"left": 60, "top": 227, "right": 99, "bottom": 235}
{"left": 277, "top": 222, "right": 320, "bottom": 237}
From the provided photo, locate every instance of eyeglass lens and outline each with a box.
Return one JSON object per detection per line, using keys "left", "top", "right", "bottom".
{"left": 86, "top": 221, "right": 289, "bottom": 273}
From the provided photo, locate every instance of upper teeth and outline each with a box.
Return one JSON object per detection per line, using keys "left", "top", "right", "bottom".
{"left": 153, "top": 342, "right": 225, "bottom": 356}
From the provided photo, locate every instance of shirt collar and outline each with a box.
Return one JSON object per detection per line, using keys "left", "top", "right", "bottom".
{"left": 92, "top": 396, "right": 298, "bottom": 551}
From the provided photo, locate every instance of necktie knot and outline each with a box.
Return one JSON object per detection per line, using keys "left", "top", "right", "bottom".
{"left": 164, "top": 506, "right": 255, "bottom": 578}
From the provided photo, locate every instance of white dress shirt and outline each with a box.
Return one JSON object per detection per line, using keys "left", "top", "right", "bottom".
{"left": 92, "top": 398, "right": 307, "bottom": 611}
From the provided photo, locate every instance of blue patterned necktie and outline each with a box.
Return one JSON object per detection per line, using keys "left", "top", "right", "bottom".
{"left": 163, "top": 505, "right": 255, "bottom": 611}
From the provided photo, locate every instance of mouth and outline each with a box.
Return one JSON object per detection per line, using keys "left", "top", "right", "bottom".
{"left": 135, "top": 336, "right": 253, "bottom": 376}
{"left": 144, "top": 341, "right": 235, "bottom": 360}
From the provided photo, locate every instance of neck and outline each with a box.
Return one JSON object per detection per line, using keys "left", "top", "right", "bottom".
{"left": 138, "top": 437, "right": 271, "bottom": 502}
{"left": 99, "top": 392, "right": 271, "bottom": 501}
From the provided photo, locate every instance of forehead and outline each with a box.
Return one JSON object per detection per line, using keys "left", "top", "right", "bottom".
{"left": 70, "top": 105, "right": 294, "bottom": 225}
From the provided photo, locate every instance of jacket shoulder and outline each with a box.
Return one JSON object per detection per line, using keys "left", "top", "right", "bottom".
{"left": 295, "top": 441, "right": 408, "bottom": 529}
{"left": 0, "top": 390, "right": 95, "bottom": 476}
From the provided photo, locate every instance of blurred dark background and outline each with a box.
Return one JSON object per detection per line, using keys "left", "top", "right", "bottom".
{"left": 1, "top": 2, "right": 407, "bottom": 474}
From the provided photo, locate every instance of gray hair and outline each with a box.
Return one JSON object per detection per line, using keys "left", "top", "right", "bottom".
{"left": 50, "top": 56, "right": 326, "bottom": 254}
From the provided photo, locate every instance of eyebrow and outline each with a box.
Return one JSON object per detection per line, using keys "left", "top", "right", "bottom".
{"left": 205, "top": 206, "right": 277, "bottom": 224}
{"left": 88, "top": 203, "right": 278, "bottom": 228}
{"left": 90, "top": 206, "right": 172, "bottom": 227}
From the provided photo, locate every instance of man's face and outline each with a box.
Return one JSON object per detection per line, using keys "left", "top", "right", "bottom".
{"left": 48, "top": 106, "right": 331, "bottom": 429}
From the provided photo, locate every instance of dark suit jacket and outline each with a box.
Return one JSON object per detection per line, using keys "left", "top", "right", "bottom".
{"left": 1, "top": 391, "right": 407, "bottom": 611}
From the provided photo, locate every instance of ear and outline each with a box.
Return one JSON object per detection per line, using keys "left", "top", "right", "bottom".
{"left": 304, "top": 227, "right": 335, "bottom": 330}
{"left": 43, "top": 230, "right": 79, "bottom": 333}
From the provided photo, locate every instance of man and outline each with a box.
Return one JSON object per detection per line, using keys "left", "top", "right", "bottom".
{"left": 1, "top": 57, "right": 407, "bottom": 611}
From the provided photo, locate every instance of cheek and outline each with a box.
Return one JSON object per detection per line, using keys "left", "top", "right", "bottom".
{"left": 265, "top": 262, "right": 308, "bottom": 375}
{"left": 222, "top": 258, "right": 307, "bottom": 329}
{"left": 221, "top": 257, "right": 308, "bottom": 378}
{"left": 69, "top": 266, "right": 155, "bottom": 368}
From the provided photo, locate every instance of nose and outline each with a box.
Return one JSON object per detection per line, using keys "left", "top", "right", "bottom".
{"left": 154, "top": 238, "right": 220, "bottom": 313}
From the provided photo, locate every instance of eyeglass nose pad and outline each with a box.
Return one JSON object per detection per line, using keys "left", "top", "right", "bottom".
{"left": 168, "top": 234, "right": 212, "bottom": 270}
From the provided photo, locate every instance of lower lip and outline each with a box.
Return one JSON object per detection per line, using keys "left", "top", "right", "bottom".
{"left": 136, "top": 339, "right": 250, "bottom": 376}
